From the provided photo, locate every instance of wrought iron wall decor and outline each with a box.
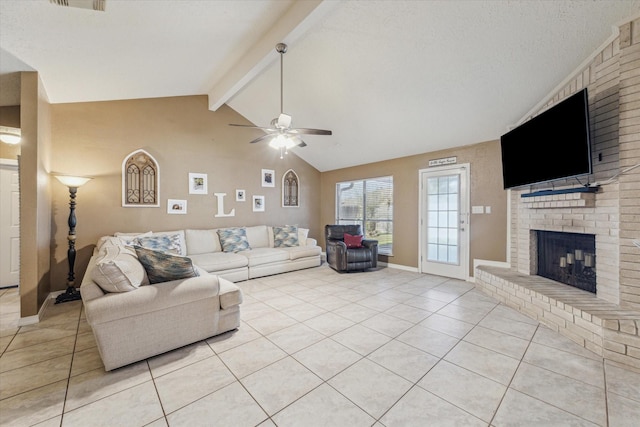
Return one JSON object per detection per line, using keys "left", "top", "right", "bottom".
{"left": 122, "top": 149, "right": 159, "bottom": 207}
{"left": 282, "top": 169, "right": 299, "bottom": 207}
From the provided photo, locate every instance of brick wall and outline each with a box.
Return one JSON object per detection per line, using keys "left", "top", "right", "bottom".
{"left": 510, "top": 18, "right": 640, "bottom": 311}
{"left": 618, "top": 20, "right": 640, "bottom": 309}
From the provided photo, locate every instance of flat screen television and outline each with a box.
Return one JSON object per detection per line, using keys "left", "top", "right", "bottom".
{"left": 500, "top": 88, "right": 592, "bottom": 189}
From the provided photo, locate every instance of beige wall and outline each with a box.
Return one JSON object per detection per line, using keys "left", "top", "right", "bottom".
{"left": 19, "top": 72, "right": 52, "bottom": 317}
{"left": 0, "top": 105, "right": 20, "bottom": 160}
{"left": 49, "top": 96, "right": 321, "bottom": 291}
{"left": 320, "top": 140, "right": 507, "bottom": 276}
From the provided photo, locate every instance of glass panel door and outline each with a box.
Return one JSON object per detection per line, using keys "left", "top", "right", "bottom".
{"left": 420, "top": 165, "right": 469, "bottom": 280}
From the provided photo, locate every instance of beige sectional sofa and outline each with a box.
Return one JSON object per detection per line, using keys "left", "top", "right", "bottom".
{"left": 185, "top": 225, "right": 322, "bottom": 281}
{"left": 80, "top": 225, "right": 320, "bottom": 371}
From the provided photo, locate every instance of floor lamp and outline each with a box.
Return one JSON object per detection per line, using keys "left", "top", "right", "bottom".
{"left": 55, "top": 175, "right": 92, "bottom": 304}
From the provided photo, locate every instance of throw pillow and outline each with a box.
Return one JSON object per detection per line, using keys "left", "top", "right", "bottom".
{"left": 344, "top": 233, "right": 363, "bottom": 249}
{"left": 217, "top": 227, "right": 251, "bottom": 253}
{"left": 91, "top": 245, "right": 149, "bottom": 293}
{"left": 273, "top": 225, "right": 299, "bottom": 247}
{"left": 133, "top": 246, "right": 199, "bottom": 284}
{"left": 298, "top": 227, "right": 309, "bottom": 246}
{"left": 113, "top": 231, "right": 152, "bottom": 246}
{"left": 135, "top": 234, "right": 182, "bottom": 255}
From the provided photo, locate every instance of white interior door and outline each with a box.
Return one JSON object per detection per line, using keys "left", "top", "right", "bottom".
{"left": 0, "top": 160, "right": 20, "bottom": 288}
{"left": 419, "top": 164, "right": 469, "bottom": 280}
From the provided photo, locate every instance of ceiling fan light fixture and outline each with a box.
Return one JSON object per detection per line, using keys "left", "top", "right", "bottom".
{"left": 269, "top": 134, "right": 296, "bottom": 150}
{"left": 0, "top": 126, "right": 21, "bottom": 145}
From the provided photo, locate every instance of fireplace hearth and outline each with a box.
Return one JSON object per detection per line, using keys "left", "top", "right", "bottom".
{"left": 537, "top": 231, "right": 596, "bottom": 293}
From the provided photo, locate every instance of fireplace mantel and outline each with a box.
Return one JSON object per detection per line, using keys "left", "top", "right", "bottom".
{"left": 521, "top": 190, "right": 595, "bottom": 209}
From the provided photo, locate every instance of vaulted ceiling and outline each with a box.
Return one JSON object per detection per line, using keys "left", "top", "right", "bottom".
{"left": 1, "top": 1, "right": 638, "bottom": 171}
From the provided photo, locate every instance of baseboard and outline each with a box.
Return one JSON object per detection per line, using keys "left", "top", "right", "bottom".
{"left": 378, "top": 261, "right": 419, "bottom": 273}
{"left": 17, "top": 290, "right": 64, "bottom": 326}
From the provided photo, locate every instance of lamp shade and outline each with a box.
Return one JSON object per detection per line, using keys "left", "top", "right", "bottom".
{"left": 55, "top": 175, "right": 92, "bottom": 188}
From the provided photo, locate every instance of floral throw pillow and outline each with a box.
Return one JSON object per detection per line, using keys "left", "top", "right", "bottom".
{"left": 344, "top": 233, "right": 363, "bottom": 249}
{"left": 217, "top": 227, "right": 251, "bottom": 253}
{"left": 133, "top": 246, "right": 199, "bottom": 284}
{"left": 273, "top": 225, "right": 299, "bottom": 247}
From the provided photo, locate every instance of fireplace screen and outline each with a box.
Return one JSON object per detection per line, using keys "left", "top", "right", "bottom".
{"left": 537, "top": 231, "right": 596, "bottom": 293}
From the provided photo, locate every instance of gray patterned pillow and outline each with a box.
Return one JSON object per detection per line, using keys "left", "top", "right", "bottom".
{"left": 133, "top": 246, "right": 199, "bottom": 284}
{"left": 217, "top": 227, "right": 251, "bottom": 253}
{"left": 135, "top": 234, "right": 182, "bottom": 255}
{"left": 273, "top": 225, "right": 299, "bottom": 247}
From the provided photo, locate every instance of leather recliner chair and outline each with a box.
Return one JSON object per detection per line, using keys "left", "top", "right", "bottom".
{"left": 325, "top": 224, "right": 378, "bottom": 272}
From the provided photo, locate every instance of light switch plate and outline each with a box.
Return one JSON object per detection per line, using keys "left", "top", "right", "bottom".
{"left": 472, "top": 206, "right": 484, "bottom": 214}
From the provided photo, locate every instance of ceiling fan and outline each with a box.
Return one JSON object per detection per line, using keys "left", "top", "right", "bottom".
{"left": 229, "top": 43, "right": 332, "bottom": 158}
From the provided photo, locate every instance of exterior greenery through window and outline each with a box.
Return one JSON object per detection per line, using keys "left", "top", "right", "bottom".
{"left": 336, "top": 176, "right": 393, "bottom": 255}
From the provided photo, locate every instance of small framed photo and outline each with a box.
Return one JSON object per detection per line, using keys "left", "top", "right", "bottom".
{"left": 252, "top": 195, "right": 265, "bottom": 212}
{"left": 188, "top": 173, "right": 208, "bottom": 195}
{"left": 167, "top": 199, "right": 187, "bottom": 214}
{"left": 236, "top": 189, "right": 246, "bottom": 202}
{"left": 261, "top": 169, "right": 275, "bottom": 187}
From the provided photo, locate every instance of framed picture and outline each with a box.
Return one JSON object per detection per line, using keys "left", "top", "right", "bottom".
{"left": 236, "top": 189, "right": 246, "bottom": 202}
{"left": 167, "top": 199, "right": 187, "bottom": 214}
{"left": 261, "top": 169, "right": 275, "bottom": 187}
{"left": 252, "top": 195, "right": 265, "bottom": 212}
{"left": 188, "top": 173, "right": 208, "bottom": 195}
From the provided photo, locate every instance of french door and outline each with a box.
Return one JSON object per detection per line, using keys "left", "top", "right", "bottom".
{"left": 419, "top": 164, "right": 469, "bottom": 280}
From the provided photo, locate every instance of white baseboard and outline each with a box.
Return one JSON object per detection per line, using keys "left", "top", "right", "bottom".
{"left": 378, "top": 261, "right": 419, "bottom": 273}
{"left": 17, "top": 290, "right": 65, "bottom": 326}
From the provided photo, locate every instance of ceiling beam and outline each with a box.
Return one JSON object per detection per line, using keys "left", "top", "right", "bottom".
{"left": 207, "top": 0, "right": 336, "bottom": 111}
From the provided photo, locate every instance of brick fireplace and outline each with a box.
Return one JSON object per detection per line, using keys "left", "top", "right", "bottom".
{"left": 535, "top": 230, "right": 596, "bottom": 294}
{"left": 476, "top": 17, "right": 640, "bottom": 370}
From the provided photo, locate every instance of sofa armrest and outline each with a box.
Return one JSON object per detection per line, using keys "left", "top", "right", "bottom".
{"left": 362, "top": 239, "right": 378, "bottom": 268}
{"left": 84, "top": 274, "right": 220, "bottom": 325}
{"left": 326, "top": 239, "right": 347, "bottom": 270}
{"left": 362, "top": 239, "right": 378, "bottom": 248}
{"left": 305, "top": 237, "right": 318, "bottom": 247}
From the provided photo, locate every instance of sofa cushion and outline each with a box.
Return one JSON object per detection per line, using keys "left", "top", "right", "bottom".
{"left": 133, "top": 246, "right": 199, "bottom": 284}
{"left": 245, "top": 225, "right": 270, "bottom": 248}
{"left": 218, "top": 277, "right": 243, "bottom": 309}
{"left": 185, "top": 229, "right": 221, "bottom": 255}
{"left": 217, "top": 227, "right": 251, "bottom": 253}
{"left": 91, "top": 245, "right": 149, "bottom": 293}
{"left": 135, "top": 234, "right": 183, "bottom": 255}
{"left": 280, "top": 245, "right": 322, "bottom": 261}
{"left": 189, "top": 252, "right": 248, "bottom": 272}
{"left": 243, "top": 248, "right": 290, "bottom": 267}
{"left": 273, "top": 225, "right": 299, "bottom": 247}
{"left": 344, "top": 233, "right": 363, "bottom": 248}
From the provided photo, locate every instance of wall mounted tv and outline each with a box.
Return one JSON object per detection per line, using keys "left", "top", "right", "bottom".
{"left": 500, "top": 88, "right": 592, "bottom": 189}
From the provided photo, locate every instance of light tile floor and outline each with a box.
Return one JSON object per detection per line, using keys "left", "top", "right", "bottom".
{"left": 1, "top": 266, "right": 640, "bottom": 426}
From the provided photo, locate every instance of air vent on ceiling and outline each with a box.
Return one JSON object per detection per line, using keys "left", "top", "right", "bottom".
{"left": 49, "top": 0, "right": 105, "bottom": 12}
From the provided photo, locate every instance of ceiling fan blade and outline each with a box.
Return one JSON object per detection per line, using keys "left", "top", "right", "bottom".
{"left": 248, "top": 134, "right": 274, "bottom": 144}
{"left": 229, "top": 123, "right": 277, "bottom": 132}
{"left": 290, "top": 136, "right": 307, "bottom": 147}
{"left": 290, "top": 128, "right": 332, "bottom": 136}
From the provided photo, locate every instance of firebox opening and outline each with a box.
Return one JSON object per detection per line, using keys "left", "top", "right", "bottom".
{"left": 536, "top": 231, "right": 596, "bottom": 293}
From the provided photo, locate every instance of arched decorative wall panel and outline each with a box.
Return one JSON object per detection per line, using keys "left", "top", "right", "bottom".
{"left": 122, "top": 149, "right": 160, "bottom": 207}
{"left": 282, "top": 169, "right": 299, "bottom": 207}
